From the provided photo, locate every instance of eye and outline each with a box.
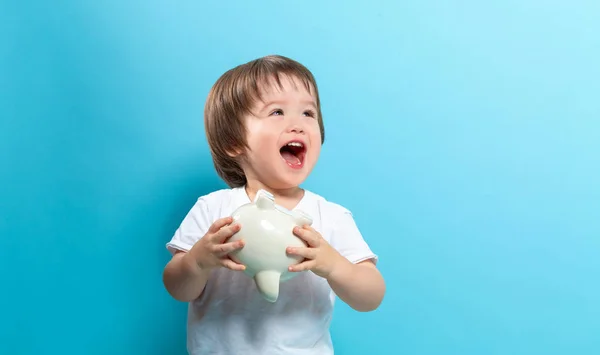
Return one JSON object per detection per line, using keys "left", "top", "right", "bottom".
{"left": 270, "top": 109, "right": 284, "bottom": 116}
{"left": 303, "top": 109, "right": 316, "bottom": 118}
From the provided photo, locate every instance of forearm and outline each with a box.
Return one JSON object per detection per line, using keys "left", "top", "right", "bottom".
{"left": 327, "top": 258, "right": 385, "bottom": 312}
{"left": 162, "top": 252, "right": 210, "bottom": 302}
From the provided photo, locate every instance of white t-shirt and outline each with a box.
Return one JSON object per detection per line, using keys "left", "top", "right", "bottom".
{"left": 166, "top": 187, "right": 378, "bottom": 355}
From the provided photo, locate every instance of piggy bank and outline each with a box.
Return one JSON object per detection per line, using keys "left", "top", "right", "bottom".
{"left": 228, "top": 189, "right": 312, "bottom": 302}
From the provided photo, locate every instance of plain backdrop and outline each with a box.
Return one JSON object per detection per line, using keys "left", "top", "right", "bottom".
{"left": 1, "top": 1, "right": 599, "bottom": 354}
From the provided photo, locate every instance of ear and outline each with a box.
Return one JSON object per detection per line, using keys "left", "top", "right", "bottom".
{"left": 226, "top": 148, "right": 243, "bottom": 158}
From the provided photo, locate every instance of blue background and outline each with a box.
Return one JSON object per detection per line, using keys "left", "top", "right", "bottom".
{"left": 1, "top": 1, "right": 599, "bottom": 354}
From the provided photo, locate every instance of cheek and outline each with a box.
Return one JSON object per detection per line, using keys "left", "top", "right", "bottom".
{"left": 246, "top": 131, "right": 280, "bottom": 164}
{"left": 309, "top": 122, "right": 322, "bottom": 142}
{"left": 308, "top": 127, "right": 322, "bottom": 156}
{"left": 246, "top": 122, "right": 275, "bottom": 146}
{"left": 311, "top": 142, "right": 322, "bottom": 157}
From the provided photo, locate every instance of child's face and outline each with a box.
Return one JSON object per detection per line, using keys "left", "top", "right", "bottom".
{"left": 240, "top": 75, "right": 322, "bottom": 190}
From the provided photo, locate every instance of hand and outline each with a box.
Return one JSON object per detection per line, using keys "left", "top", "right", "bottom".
{"left": 286, "top": 225, "right": 346, "bottom": 279}
{"left": 188, "top": 216, "right": 246, "bottom": 271}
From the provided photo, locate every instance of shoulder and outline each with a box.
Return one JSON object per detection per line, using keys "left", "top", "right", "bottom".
{"left": 193, "top": 187, "right": 246, "bottom": 219}
{"left": 303, "top": 189, "right": 353, "bottom": 221}
{"left": 303, "top": 189, "right": 377, "bottom": 264}
{"left": 197, "top": 188, "right": 237, "bottom": 206}
{"left": 184, "top": 188, "right": 237, "bottom": 220}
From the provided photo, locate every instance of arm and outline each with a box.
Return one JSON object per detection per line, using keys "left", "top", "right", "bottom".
{"left": 163, "top": 216, "right": 245, "bottom": 302}
{"left": 162, "top": 251, "right": 211, "bottom": 302}
{"left": 327, "top": 258, "right": 385, "bottom": 312}
{"left": 288, "top": 224, "right": 386, "bottom": 312}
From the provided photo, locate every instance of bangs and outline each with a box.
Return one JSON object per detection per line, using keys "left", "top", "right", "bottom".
{"left": 231, "top": 58, "right": 319, "bottom": 115}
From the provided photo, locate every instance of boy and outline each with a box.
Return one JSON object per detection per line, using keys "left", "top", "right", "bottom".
{"left": 163, "top": 55, "right": 385, "bottom": 354}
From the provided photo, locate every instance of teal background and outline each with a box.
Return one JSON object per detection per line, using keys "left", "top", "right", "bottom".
{"left": 1, "top": 1, "right": 599, "bottom": 354}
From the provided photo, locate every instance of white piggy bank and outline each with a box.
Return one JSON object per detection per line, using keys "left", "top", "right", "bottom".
{"left": 228, "top": 189, "right": 312, "bottom": 302}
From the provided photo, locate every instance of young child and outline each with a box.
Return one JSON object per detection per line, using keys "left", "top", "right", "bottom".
{"left": 163, "top": 55, "right": 385, "bottom": 354}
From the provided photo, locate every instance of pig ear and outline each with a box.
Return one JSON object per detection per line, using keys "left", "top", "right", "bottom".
{"left": 292, "top": 210, "right": 313, "bottom": 226}
{"left": 254, "top": 189, "right": 275, "bottom": 210}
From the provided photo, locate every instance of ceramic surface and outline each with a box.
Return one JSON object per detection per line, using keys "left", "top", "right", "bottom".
{"left": 228, "top": 189, "right": 312, "bottom": 302}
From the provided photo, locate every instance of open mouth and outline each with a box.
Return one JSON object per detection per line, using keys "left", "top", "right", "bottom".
{"left": 279, "top": 141, "right": 306, "bottom": 169}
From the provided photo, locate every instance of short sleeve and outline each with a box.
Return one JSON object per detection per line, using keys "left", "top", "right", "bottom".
{"left": 166, "top": 197, "right": 212, "bottom": 255}
{"left": 329, "top": 209, "right": 378, "bottom": 265}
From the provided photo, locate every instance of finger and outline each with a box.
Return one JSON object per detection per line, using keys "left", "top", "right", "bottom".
{"left": 289, "top": 260, "right": 315, "bottom": 272}
{"left": 220, "top": 258, "right": 246, "bottom": 271}
{"left": 302, "top": 224, "right": 316, "bottom": 233}
{"left": 293, "top": 226, "right": 321, "bottom": 247}
{"left": 286, "top": 246, "right": 316, "bottom": 260}
{"left": 208, "top": 216, "right": 234, "bottom": 233}
{"left": 211, "top": 223, "right": 241, "bottom": 243}
{"left": 211, "top": 239, "right": 245, "bottom": 256}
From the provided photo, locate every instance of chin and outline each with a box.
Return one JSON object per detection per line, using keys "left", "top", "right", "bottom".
{"left": 269, "top": 177, "right": 306, "bottom": 190}
{"left": 267, "top": 169, "right": 311, "bottom": 190}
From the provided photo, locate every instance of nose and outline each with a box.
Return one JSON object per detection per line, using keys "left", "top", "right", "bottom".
{"left": 289, "top": 125, "right": 304, "bottom": 134}
{"left": 287, "top": 117, "right": 305, "bottom": 134}
{"left": 286, "top": 112, "right": 306, "bottom": 134}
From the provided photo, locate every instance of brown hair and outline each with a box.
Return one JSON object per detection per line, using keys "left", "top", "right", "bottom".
{"left": 204, "top": 54, "right": 325, "bottom": 187}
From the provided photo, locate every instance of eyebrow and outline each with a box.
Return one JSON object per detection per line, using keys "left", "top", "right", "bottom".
{"left": 260, "top": 99, "right": 317, "bottom": 111}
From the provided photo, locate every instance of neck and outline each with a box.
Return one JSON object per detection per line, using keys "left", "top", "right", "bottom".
{"left": 244, "top": 179, "right": 304, "bottom": 210}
